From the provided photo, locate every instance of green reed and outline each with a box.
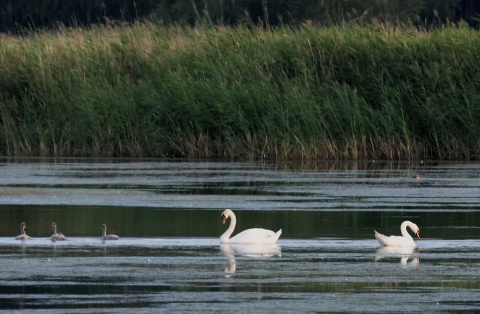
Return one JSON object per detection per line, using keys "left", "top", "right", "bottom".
{"left": 0, "top": 23, "right": 479, "bottom": 160}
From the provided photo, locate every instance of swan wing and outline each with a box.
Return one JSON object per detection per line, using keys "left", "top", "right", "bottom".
{"left": 15, "top": 234, "right": 31, "bottom": 240}
{"left": 230, "top": 228, "right": 282, "bottom": 244}
{"left": 51, "top": 234, "right": 68, "bottom": 241}
{"left": 103, "top": 234, "right": 120, "bottom": 240}
{"left": 374, "top": 230, "right": 390, "bottom": 246}
{"left": 221, "top": 243, "right": 281, "bottom": 257}
{"left": 375, "top": 231, "right": 416, "bottom": 247}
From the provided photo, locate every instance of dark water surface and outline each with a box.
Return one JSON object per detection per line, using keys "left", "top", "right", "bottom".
{"left": 0, "top": 159, "right": 479, "bottom": 312}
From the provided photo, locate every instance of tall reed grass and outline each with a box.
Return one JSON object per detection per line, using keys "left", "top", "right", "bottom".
{"left": 0, "top": 23, "right": 479, "bottom": 160}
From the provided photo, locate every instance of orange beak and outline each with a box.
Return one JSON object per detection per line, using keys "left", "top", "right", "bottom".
{"left": 416, "top": 230, "right": 420, "bottom": 240}
{"left": 221, "top": 215, "right": 226, "bottom": 224}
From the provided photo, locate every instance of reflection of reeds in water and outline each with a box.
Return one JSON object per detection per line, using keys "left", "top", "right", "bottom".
{"left": 266, "top": 159, "right": 426, "bottom": 173}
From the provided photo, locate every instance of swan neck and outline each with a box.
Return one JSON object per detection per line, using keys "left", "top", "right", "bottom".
{"left": 400, "top": 221, "right": 414, "bottom": 240}
{"left": 220, "top": 211, "right": 236, "bottom": 242}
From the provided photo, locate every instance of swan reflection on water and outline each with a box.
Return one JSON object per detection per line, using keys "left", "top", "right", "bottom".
{"left": 220, "top": 243, "right": 282, "bottom": 277}
{"left": 375, "top": 246, "right": 420, "bottom": 267}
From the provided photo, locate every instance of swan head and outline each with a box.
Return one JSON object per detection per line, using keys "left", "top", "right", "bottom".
{"left": 402, "top": 221, "right": 421, "bottom": 240}
{"left": 20, "top": 222, "right": 27, "bottom": 232}
{"left": 221, "top": 209, "right": 232, "bottom": 224}
{"left": 411, "top": 222, "right": 420, "bottom": 239}
{"left": 101, "top": 224, "right": 108, "bottom": 237}
{"left": 51, "top": 222, "right": 57, "bottom": 234}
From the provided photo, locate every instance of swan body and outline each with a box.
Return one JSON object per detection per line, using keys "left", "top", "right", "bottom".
{"left": 221, "top": 243, "right": 282, "bottom": 258}
{"left": 15, "top": 222, "right": 31, "bottom": 240}
{"left": 101, "top": 224, "right": 119, "bottom": 240}
{"left": 220, "top": 209, "right": 281, "bottom": 244}
{"left": 51, "top": 222, "right": 68, "bottom": 241}
{"left": 375, "top": 221, "right": 420, "bottom": 247}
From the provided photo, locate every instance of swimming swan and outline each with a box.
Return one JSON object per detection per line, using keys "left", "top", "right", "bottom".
{"left": 51, "top": 222, "right": 68, "bottom": 241}
{"left": 374, "top": 221, "right": 420, "bottom": 247}
{"left": 101, "top": 224, "right": 119, "bottom": 240}
{"left": 220, "top": 209, "right": 281, "bottom": 244}
{"left": 15, "top": 222, "right": 31, "bottom": 240}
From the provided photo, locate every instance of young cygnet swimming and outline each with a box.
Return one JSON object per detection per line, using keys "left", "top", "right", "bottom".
{"left": 101, "top": 224, "right": 119, "bottom": 240}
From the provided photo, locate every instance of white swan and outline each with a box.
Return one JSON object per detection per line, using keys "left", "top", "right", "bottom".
{"left": 220, "top": 209, "right": 282, "bottom": 244}
{"left": 16, "top": 222, "right": 31, "bottom": 240}
{"left": 101, "top": 224, "right": 119, "bottom": 240}
{"left": 374, "top": 221, "right": 420, "bottom": 247}
{"left": 51, "top": 222, "right": 68, "bottom": 241}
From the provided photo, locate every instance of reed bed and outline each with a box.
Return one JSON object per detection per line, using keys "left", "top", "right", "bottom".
{"left": 0, "top": 23, "right": 479, "bottom": 160}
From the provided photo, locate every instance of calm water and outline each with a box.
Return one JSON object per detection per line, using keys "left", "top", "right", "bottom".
{"left": 0, "top": 159, "right": 479, "bottom": 312}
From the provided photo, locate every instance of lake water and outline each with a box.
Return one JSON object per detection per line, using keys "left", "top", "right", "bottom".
{"left": 0, "top": 159, "right": 479, "bottom": 312}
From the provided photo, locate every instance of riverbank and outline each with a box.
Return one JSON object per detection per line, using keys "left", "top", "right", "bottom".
{"left": 1, "top": 23, "right": 479, "bottom": 160}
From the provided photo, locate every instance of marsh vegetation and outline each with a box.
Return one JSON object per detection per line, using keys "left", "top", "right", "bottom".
{"left": 1, "top": 23, "right": 479, "bottom": 160}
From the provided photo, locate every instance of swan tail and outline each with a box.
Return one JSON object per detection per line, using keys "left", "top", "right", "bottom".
{"left": 272, "top": 229, "right": 282, "bottom": 242}
{"left": 374, "top": 230, "right": 389, "bottom": 246}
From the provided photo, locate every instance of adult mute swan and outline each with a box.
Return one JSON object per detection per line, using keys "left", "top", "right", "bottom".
{"left": 374, "top": 221, "right": 420, "bottom": 247}
{"left": 51, "top": 222, "right": 68, "bottom": 241}
{"left": 101, "top": 224, "right": 119, "bottom": 240}
{"left": 16, "top": 222, "right": 31, "bottom": 240}
{"left": 220, "top": 209, "right": 282, "bottom": 244}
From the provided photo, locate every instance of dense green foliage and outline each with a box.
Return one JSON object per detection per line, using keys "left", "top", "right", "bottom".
{"left": 1, "top": 23, "right": 479, "bottom": 160}
{"left": 1, "top": 0, "right": 479, "bottom": 33}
